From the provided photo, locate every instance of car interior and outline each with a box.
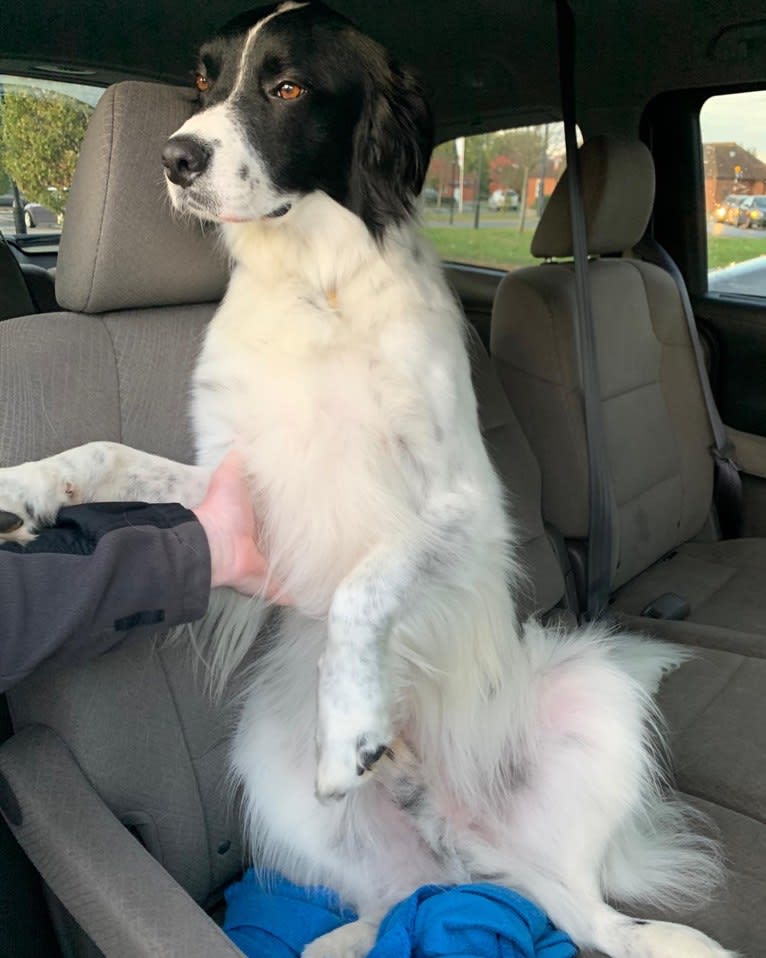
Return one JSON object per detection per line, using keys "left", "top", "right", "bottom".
{"left": 0, "top": 2, "right": 765, "bottom": 957}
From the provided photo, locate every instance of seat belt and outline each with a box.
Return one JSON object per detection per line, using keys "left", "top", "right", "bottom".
{"left": 635, "top": 236, "right": 744, "bottom": 539}
{"left": 555, "top": 0, "right": 613, "bottom": 621}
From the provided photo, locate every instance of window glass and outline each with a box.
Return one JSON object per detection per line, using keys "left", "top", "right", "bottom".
{"left": 0, "top": 75, "right": 104, "bottom": 237}
{"left": 421, "top": 124, "right": 570, "bottom": 271}
{"left": 701, "top": 91, "right": 766, "bottom": 297}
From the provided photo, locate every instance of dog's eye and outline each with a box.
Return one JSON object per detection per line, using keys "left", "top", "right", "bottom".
{"left": 195, "top": 73, "right": 210, "bottom": 93}
{"left": 273, "top": 81, "right": 305, "bottom": 100}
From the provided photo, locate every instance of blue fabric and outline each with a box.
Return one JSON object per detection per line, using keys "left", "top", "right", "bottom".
{"left": 223, "top": 870, "right": 578, "bottom": 958}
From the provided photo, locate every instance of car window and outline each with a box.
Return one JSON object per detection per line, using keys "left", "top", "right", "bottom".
{"left": 0, "top": 75, "right": 104, "bottom": 247}
{"left": 701, "top": 90, "right": 766, "bottom": 298}
{"left": 420, "top": 123, "right": 571, "bottom": 272}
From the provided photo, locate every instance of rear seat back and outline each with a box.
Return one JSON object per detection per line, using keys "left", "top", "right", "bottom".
{"left": 492, "top": 136, "right": 715, "bottom": 590}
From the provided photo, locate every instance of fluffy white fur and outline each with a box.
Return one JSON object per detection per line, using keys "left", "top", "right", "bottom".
{"left": 0, "top": 11, "right": 737, "bottom": 953}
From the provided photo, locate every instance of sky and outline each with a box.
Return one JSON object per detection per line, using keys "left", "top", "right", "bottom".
{"left": 700, "top": 90, "right": 766, "bottom": 160}
{"left": 0, "top": 74, "right": 104, "bottom": 108}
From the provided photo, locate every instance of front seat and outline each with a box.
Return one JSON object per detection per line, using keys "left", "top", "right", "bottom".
{"left": 0, "top": 80, "right": 245, "bottom": 958}
{"left": 492, "top": 135, "right": 766, "bottom": 657}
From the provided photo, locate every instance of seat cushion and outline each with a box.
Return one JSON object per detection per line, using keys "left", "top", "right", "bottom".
{"left": 654, "top": 644, "right": 766, "bottom": 957}
{"left": 612, "top": 537, "right": 766, "bottom": 653}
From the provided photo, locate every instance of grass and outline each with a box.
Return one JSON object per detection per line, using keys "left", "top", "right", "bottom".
{"left": 423, "top": 227, "right": 537, "bottom": 271}
{"left": 707, "top": 235, "right": 766, "bottom": 271}
{"left": 423, "top": 225, "right": 766, "bottom": 274}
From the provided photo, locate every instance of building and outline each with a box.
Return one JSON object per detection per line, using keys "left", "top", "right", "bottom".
{"left": 704, "top": 142, "right": 766, "bottom": 211}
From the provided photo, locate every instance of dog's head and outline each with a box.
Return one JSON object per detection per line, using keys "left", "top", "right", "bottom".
{"left": 162, "top": 1, "right": 433, "bottom": 238}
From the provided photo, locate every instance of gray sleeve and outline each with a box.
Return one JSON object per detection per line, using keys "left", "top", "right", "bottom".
{"left": 0, "top": 502, "right": 211, "bottom": 692}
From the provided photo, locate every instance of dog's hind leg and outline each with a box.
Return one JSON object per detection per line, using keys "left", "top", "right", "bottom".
{"left": 376, "top": 632, "right": 736, "bottom": 958}
{"left": 0, "top": 441, "right": 211, "bottom": 542}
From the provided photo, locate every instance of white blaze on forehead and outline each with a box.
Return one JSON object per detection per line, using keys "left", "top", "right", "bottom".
{"left": 232, "top": 0, "right": 310, "bottom": 98}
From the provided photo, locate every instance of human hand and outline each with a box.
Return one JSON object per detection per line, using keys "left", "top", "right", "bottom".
{"left": 193, "top": 451, "right": 291, "bottom": 603}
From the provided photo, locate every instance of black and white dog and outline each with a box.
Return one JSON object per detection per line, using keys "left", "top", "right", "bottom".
{"left": 0, "top": 4, "right": 734, "bottom": 956}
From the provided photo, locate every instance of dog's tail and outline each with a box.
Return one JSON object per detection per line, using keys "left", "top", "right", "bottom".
{"left": 601, "top": 790, "right": 725, "bottom": 912}
{"left": 597, "top": 633, "right": 725, "bottom": 912}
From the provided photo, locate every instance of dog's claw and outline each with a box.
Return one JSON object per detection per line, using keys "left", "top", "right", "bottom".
{"left": 315, "top": 730, "right": 393, "bottom": 800}
{"left": 355, "top": 739, "right": 394, "bottom": 775}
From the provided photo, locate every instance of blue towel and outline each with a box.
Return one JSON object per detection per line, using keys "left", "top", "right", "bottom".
{"left": 223, "top": 870, "right": 578, "bottom": 958}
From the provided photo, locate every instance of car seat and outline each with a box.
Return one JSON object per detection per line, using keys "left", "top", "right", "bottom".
{"left": 492, "top": 135, "right": 766, "bottom": 655}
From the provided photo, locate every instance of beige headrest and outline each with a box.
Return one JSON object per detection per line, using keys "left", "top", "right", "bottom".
{"left": 56, "top": 82, "right": 229, "bottom": 314}
{"left": 531, "top": 136, "right": 655, "bottom": 259}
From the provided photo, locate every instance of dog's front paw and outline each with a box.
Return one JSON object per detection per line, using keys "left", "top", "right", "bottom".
{"left": 302, "top": 919, "right": 378, "bottom": 958}
{"left": 0, "top": 462, "right": 80, "bottom": 544}
{"left": 315, "top": 718, "right": 393, "bottom": 802}
{"left": 625, "top": 921, "right": 738, "bottom": 958}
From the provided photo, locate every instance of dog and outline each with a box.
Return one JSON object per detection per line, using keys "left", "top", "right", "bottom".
{"left": 0, "top": 3, "right": 736, "bottom": 956}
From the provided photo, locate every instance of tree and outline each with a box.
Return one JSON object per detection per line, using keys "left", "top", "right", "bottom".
{"left": 488, "top": 153, "right": 515, "bottom": 190}
{"left": 463, "top": 135, "right": 491, "bottom": 199}
{"left": 426, "top": 140, "right": 457, "bottom": 203}
{"left": 0, "top": 89, "right": 92, "bottom": 215}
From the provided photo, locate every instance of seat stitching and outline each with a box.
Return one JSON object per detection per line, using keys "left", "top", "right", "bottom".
{"left": 156, "top": 650, "right": 215, "bottom": 896}
{"left": 83, "top": 88, "right": 117, "bottom": 313}
{"left": 97, "top": 315, "right": 123, "bottom": 443}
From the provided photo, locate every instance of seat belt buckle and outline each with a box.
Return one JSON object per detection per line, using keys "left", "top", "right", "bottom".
{"left": 640, "top": 592, "right": 690, "bottom": 621}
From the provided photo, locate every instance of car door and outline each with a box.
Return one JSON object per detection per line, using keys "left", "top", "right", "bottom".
{"left": 650, "top": 87, "right": 766, "bottom": 536}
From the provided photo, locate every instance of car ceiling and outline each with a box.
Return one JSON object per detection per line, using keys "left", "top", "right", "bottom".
{"left": 3, "top": 0, "right": 766, "bottom": 139}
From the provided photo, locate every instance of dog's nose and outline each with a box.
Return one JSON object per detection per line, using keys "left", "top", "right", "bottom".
{"left": 162, "top": 136, "right": 211, "bottom": 187}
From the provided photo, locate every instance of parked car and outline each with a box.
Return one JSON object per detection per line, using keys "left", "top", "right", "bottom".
{"left": 723, "top": 194, "right": 749, "bottom": 226}
{"left": 422, "top": 186, "right": 456, "bottom": 208}
{"left": 738, "top": 194, "right": 766, "bottom": 229}
{"left": 488, "top": 188, "right": 520, "bottom": 212}
{"left": 0, "top": 190, "right": 27, "bottom": 208}
{"left": 23, "top": 202, "right": 59, "bottom": 229}
{"left": 712, "top": 193, "right": 741, "bottom": 222}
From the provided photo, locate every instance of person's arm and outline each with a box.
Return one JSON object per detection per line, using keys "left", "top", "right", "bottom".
{"left": 0, "top": 452, "right": 286, "bottom": 692}
{"left": 0, "top": 502, "right": 211, "bottom": 691}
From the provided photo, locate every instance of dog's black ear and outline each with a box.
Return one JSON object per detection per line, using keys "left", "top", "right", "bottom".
{"left": 349, "top": 64, "right": 434, "bottom": 239}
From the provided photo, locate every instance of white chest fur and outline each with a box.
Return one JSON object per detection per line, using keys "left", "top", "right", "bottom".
{"left": 189, "top": 196, "right": 480, "bottom": 614}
